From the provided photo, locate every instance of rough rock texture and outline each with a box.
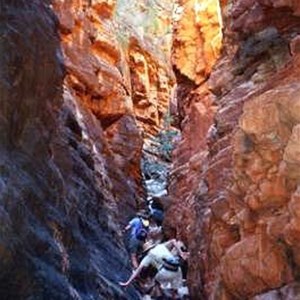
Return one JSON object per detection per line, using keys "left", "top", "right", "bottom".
{"left": 172, "top": 0, "right": 223, "bottom": 84}
{"left": 52, "top": 0, "right": 145, "bottom": 215}
{"left": 114, "top": 0, "right": 176, "bottom": 204}
{"left": 166, "top": 0, "right": 223, "bottom": 297}
{"left": 168, "top": 0, "right": 300, "bottom": 299}
{"left": 0, "top": 0, "right": 176, "bottom": 298}
{"left": 115, "top": 0, "right": 175, "bottom": 143}
{"left": 52, "top": 0, "right": 174, "bottom": 214}
{"left": 0, "top": 0, "right": 144, "bottom": 299}
{"left": 128, "top": 37, "right": 173, "bottom": 138}
{"left": 115, "top": 0, "right": 173, "bottom": 58}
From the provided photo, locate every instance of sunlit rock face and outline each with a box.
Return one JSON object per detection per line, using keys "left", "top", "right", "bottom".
{"left": 114, "top": 0, "right": 175, "bottom": 140}
{"left": 169, "top": 0, "right": 300, "bottom": 299}
{"left": 53, "top": 0, "right": 175, "bottom": 212}
{"left": 52, "top": 0, "right": 145, "bottom": 213}
{"left": 128, "top": 37, "right": 174, "bottom": 138}
{"left": 113, "top": 0, "right": 176, "bottom": 204}
{"left": 166, "top": 0, "right": 223, "bottom": 297}
{"left": 115, "top": 0, "right": 174, "bottom": 58}
{"left": 172, "top": 0, "right": 223, "bottom": 84}
{"left": 0, "top": 0, "right": 140, "bottom": 299}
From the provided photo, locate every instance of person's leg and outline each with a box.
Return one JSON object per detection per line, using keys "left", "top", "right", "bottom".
{"left": 131, "top": 253, "right": 139, "bottom": 269}
{"left": 171, "top": 289, "right": 177, "bottom": 299}
{"left": 170, "top": 269, "right": 183, "bottom": 299}
{"left": 129, "top": 237, "right": 141, "bottom": 269}
{"left": 156, "top": 268, "right": 183, "bottom": 299}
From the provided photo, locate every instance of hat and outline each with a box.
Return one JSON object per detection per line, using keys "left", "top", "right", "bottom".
{"left": 142, "top": 240, "right": 158, "bottom": 253}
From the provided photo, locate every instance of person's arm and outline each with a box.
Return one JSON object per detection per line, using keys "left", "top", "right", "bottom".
{"left": 123, "top": 217, "right": 137, "bottom": 233}
{"left": 119, "top": 255, "right": 151, "bottom": 287}
{"left": 119, "top": 264, "right": 143, "bottom": 287}
{"left": 175, "top": 241, "right": 190, "bottom": 260}
{"left": 165, "top": 239, "right": 189, "bottom": 260}
{"left": 124, "top": 224, "right": 131, "bottom": 231}
{"left": 179, "top": 249, "right": 189, "bottom": 260}
{"left": 164, "top": 238, "right": 176, "bottom": 250}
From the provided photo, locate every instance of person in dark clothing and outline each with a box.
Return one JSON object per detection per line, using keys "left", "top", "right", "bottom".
{"left": 148, "top": 197, "right": 164, "bottom": 226}
{"left": 124, "top": 210, "right": 150, "bottom": 269}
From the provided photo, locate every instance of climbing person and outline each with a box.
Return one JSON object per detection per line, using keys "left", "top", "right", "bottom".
{"left": 164, "top": 228, "right": 190, "bottom": 298}
{"left": 123, "top": 210, "right": 150, "bottom": 269}
{"left": 165, "top": 228, "right": 189, "bottom": 275}
{"left": 148, "top": 197, "right": 164, "bottom": 226}
{"left": 119, "top": 239, "right": 187, "bottom": 298}
{"left": 138, "top": 216, "right": 163, "bottom": 270}
{"left": 147, "top": 216, "right": 163, "bottom": 243}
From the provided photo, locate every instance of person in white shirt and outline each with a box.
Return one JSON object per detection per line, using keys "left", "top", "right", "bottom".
{"left": 119, "top": 239, "right": 188, "bottom": 296}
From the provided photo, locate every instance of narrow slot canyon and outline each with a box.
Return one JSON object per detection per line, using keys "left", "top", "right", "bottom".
{"left": 1, "top": 0, "right": 300, "bottom": 299}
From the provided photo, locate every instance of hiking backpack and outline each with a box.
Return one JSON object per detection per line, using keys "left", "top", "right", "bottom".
{"left": 162, "top": 256, "right": 180, "bottom": 272}
{"left": 135, "top": 221, "right": 149, "bottom": 241}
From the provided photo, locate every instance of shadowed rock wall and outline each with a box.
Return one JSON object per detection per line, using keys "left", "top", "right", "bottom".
{"left": 0, "top": 0, "right": 176, "bottom": 298}
{"left": 0, "top": 1, "right": 140, "bottom": 299}
{"left": 168, "top": 0, "right": 300, "bottom": 299}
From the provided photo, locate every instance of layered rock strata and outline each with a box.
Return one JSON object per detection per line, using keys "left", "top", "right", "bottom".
{"left": 52, "top": 0, "right": 174, "bottom": 214}
{"left": 168, "top": 0, "right": 300, "bottom": 299}
{"left": 114, "top": 0, "right": 176, "bottom": 202}
{"left": 53, "top": 0, "right": 144, "bottom": 216}
{"left": 0, "top": 0, "right": 175, "bottom": 298}
{"left": 0, "top": 1, "right": 141, "bottom": 299}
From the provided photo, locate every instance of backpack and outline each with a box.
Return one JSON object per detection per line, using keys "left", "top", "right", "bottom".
{"left": 150, "top": 209, "right": 164, "bottom": 225}
{"left": 162, "top": 256, "right": 180, "bottom": 272}
{"left": 135, "top": 220, "right": 149, "bottom": 241}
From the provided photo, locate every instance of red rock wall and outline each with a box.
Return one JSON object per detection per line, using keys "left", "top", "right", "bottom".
{"left": 0, "top": 0, "right": 174, "bottom": 298}
{"left": 115, "top": 0, "right": 175, "bottom": 141}
{"left": 52, "top": 0, "right": 144, "bottom": 215}
{"left": 172, "top": 0, "right": 223, "bottom": 84}
{"left": 168, "top": 0, "right": 300, "bottom": 299}
{"left": 0, "top": 0, "right": 140, "bottom": 298}
{"left": 128, "top": 37, "right": 174, "bottom": 139}
{"left": 52, "top": 0, "right": 174, "bottom": 215}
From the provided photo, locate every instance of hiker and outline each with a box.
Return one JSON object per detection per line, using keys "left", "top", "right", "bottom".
{"left": 148, "top": 197, "right": 164, "bottom": 226}
{"left": 148, "top": 217, "right": 163, "bottom": 242}
{"left": 119, "top": 239, "right": 187, "bottom": 298}
{"left": 138, "top": 217, "right": 163, "bottom": 265}
{"left": 124, "top": 210, "right": 150, "bottom": 269}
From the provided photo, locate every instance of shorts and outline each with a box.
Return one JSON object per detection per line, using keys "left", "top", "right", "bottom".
{"left": 155, "top": 267, "right": 183, "bottom": 290}
{"left": 129, "top": 236, "right": 144, "bottom": 254}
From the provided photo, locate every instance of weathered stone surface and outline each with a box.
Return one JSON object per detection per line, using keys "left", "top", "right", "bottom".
{"left": 52, "top": 0, "right": 175, "bottom": 214}
{"left": 221, "top": 233, "right": 292, "bottom": 298}
{"left": 115, "top": 0, "right": 173, "bottom": 57}
{"left": 0, "top": 0, "right": 173, "bottom": 299}
{"left": 168, "top": 0, "right": 300, "bottom": 299}
{"left": 128, "top": 37, "right": 174, "bottom": 137}
{"left": 52, "top": 0, "right": 143, "bottom": 221}
{"left": 172, "top": 0, "right": 223, "bottom": 84}
{"left": 113, "top": 0, "right": 176, "bottom": 209}
{"left": 114, "top": 0, "right": 175, "bottom": 142}
{"left": 0, "top": 1, "right": 140, "bottom": 299}
{"left": 8, "top": 0, "right": 300, "bottom": 299}
{"left": 283, "top": 125, "right": 300, "bottom": 180}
